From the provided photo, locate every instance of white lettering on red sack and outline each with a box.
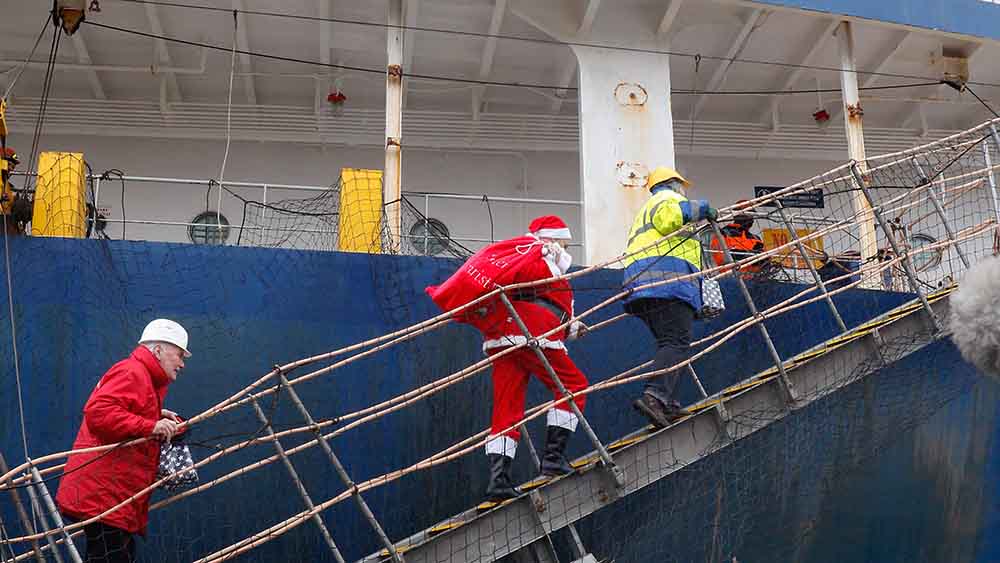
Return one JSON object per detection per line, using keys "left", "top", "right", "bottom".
{"left": 486, "top": 254, "right": 510, "bottom": 269}
{"left": 465, "top": 264, "right": 494, "bottom": 289}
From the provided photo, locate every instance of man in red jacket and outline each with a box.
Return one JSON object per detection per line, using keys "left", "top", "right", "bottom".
{"left": 56, "top": 319, "right": 192, "bottom": 563}
{"left": 478, "top": 216, "right": 589, "bottom": 501}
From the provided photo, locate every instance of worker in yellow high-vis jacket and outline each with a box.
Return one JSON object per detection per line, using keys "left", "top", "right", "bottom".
{"left": 623, "top": 166, "right": 717, "bottom": 428}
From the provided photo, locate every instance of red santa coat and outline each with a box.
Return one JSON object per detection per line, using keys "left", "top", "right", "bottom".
{"left": 480, "top": 249, "right": 574, "bottom": 352}
{"left": 56, "top": 346, "right": 171, "bottom": 534}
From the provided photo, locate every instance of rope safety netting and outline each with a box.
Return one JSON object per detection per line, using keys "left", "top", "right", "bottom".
{"left": 2, "top": 119, "right": 1000, "bottom": 563}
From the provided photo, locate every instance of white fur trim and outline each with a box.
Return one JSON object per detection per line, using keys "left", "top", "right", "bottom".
{"left": 546, "top": 409, "right": 579, "bottom": 431}
{"left": 485, "top": 435, "right": 518, "bottom": 458}
{"left": 483, "top": 335, "right": 566, "bottom": 352}
{"left": 532, "top": 227, "right": 571, "bottom": 240}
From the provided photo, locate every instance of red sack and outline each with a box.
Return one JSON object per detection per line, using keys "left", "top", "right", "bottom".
{"left": 426, "top": 236, "right": 544, "bottom": 324}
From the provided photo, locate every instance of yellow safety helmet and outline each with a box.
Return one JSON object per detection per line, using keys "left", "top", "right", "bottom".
{"left": 645, "top": 166, "right": 690, "bottom": 192}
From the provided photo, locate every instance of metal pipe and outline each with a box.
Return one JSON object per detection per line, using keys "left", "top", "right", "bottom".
{"left": 512, "top": 430, "right": 564, "bottom": 563}
{"left": 276, "top": 374, "right": 403, "bottom": 563}
{"left": 708, "top": 218, "right": 798, "bottom": 404}
{"left": 516, "top": 420, "right": 587, "bottom": 561}
{"left": 384, "top": 0, "right": 404, "bottom": 252}
{"left": 415, "top": 193, "right": 580, "bottom": 206}
{"left": 92, "top": 177, "right": 101, "bottom": 217}
{"left": 22, "top": 481, "right": 65, "bottom": 563}
{"left": 9, "top": 171, "right": 583, "bottom": 207}
{"left": 27, "top": 468, "right": 81, "bottom": 563}
{"left": 250, "top": 400, "right": 345, "bottom": 563}
{"left": 423, "top": 194, "right": 430, "bottom": 255}
{"left": 986, "top": 126, "right": 1000, "bottom": 229}
{"left": 850, "top": 164, "right": 941, "bottom": 332}
{"left": 0, "top": 453, "right": 46, "bottom": 563}
{"left": 774, "top": 204, "right": 848, "bottom": 332}
{"left": 910, "top": 157, "right": 971, "bottom": 269}
{"left": 497, "top": 293, "right": 624, "bottom": 488}
{"left": 687, "top": 365, "right": 708, "bottom": 399}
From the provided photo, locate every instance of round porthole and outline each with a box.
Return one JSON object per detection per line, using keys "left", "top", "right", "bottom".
{"left": 409, "top": 218, "right": 451, "bottom": 255}
{"left": 189, "top": 211, "right": 231, "bottom": 245}
{"left": 909, "top": 233, "right": 942, "bottom": 272}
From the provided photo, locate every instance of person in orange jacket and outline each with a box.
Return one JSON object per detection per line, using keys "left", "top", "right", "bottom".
{"left": 709, "top": 201, "right": 764, "bottom": 273}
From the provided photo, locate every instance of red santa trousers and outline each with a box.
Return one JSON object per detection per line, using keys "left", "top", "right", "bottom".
{"left": 485, "top": 346, "right": 588, "bottom": 458}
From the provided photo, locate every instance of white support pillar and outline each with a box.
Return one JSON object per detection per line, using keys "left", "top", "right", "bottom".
{"left": 574, "top": 47, "right": 674, "bottom": 265}
{"left": 385, "top": 0, "right": 404, "bottom": 251}
{"left": 837, "top": 20, "right": 879, "bottom": 285}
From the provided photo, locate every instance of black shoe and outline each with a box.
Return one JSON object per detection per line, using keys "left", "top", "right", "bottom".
{"left": 633, "top": 394, "right": 672, "bottom": 428}
{"left": 539, "top": 425, "right": 575, "bottom": 477}
{"left": 485, "top": 454, "right": 521, "bottom": 501}
{"left": 634, "top": 393, "right": 690, "bottom": 428}
{"left": 663, "top": 400, "right": 691, "bottom": 422}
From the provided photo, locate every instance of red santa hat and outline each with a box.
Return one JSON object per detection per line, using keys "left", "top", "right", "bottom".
{"left": 528, "top": 215, "right": 571, "bottom": 240}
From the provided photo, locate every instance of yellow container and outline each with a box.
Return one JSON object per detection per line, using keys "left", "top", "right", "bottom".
{"left": 337, "top": 168, "right": 383, "bottom": 253}
{"left": 32, "top": 152, "right": 87, "bottom": 238}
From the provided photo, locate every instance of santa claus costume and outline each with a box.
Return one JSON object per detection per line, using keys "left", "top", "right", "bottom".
{"left": 427, "top": 215, "right": 589, "bottom": 501}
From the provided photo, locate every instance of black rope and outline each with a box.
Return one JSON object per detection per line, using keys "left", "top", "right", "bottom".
{"left": 80, "top": 21, "right": 967, "bottom": 95}
{"left": 964, "top": 83, "right": 1000, "bottom": 119}
{"left": 23, "top": 7, "right": 62, "bottom": 192}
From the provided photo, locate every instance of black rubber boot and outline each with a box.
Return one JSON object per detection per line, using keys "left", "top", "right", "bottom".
{"left": 539, "top": 426, "right": 575, "bottom": 477}
{"left": 484, "top": 454, "right": 521, "bottom": 501}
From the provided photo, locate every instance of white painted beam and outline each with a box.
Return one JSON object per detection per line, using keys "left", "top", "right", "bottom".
{"left": 690, "top": 9, "right": 763, "bottom": 121}
{"left": 473, "top": 0, "right": 507, "bottom": 120}
{"left": 837, "top": 20, "right": 878, "bottom": 281}
{"left": 402, "top": 0, "right": 420, "bottom": 109}
{"left": 233, "top": 0, "right": 256, "bottom": 105}
{"left": 901, "top": 42, "right": 983, "bottom": 130}
{"left": 578, "top": 0, "right": 600, "bottom": 36}
{"left": 143, "top": 3, "right": 182, "bottom": 103}
{"left": 656, "top": 0, "right": 684, "bottom": 37}
{"left": 828, "top": 30, "right": 910, "bottom": 124}
{"left": 71, "top": 33, "right": 106, "bottom": 100}
{"left": 548, "top": 0, "right": 599, "bottom": 115}
{"left": 385, "top": 0, "right": 404, "bottom": 249}
{"left": 756, "top": 18, "right": 839, "bottom": 127}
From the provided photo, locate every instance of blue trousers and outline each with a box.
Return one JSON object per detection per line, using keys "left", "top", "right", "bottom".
{"left": 625, "top": 297, "right": 695, "bottom": 406}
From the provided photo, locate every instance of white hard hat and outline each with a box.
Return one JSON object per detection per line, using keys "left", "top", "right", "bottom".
{"left": 139, "top": 319, "right": 191, "bottom": 358}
